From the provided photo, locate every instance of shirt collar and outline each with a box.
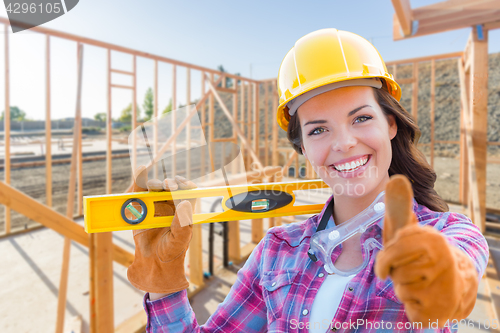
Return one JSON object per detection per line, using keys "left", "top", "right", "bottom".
{"left": 268, "top": 194, "right": 334, "bottom": 247}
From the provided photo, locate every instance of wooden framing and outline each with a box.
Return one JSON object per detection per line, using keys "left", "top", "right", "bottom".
{"left": 0, "top": 180, "right": 135, "bottom": 269}
{"left": 4, "top": 23, "right": 10, "bottom": 234}
{"left": 458, "top": 58, "right": 484, "bottom": 232}
{"left": 392, "top": 0, "right": 500, "bottom": 40}
{"left": 461, "top": 27, "right": 488, "bottom": 231}
{"left": 77, "top": 84, "right": 83, "bottom": 216}
{"left": 189, "top": 223, "right": 204, "bottom": 288}
{"left": 106, "top": 50, "right": 112, "bottom": 195}
{"left": 386, "top": 51, "right": 463, "bottom": 66}
{"left": 200, "top": 71, "right": 206, "bottom": 181}
{"left": 390, "top": 0, "right": 493, "bottom": 229}
{"left": 215, "top": 86, "right": 237, "bottom": 94}
{"left": 209, "top": 73, "right": 214, "bottom": 179}
{"left": 110, "top": 68, "right": 133, "bottom": 76}
{"left": 391, "top": 0, "right": 413, "bottom": 36}
{"left": 132, "top": 56, "right": 137, "bottom": 173}
{"left": 205, "top": 74, "right": 264, "bottom": 172}
{"left": 0, "top": 21, "right": 266, "bottom": 331}
{"left": 2, "top": 16, "right": 498, "bottom": 331}
{"left": 0, "top": 17, "right": 260, "bottom": 84}
{"left": 411, "top": 62, "right": 419, "bottom": 124}
{"left": 272, "top": 80, "right": 279, "bottom": 166}
{"left": 154, "top": 60, "right": 158, "bottom": 180}
{"left": 121, "top": 76, "right": 224, "bottom": 185}
{"left": 252, "top": 87, "right": 264, "bottom": 244}
{"left": 430, "top": 59, "right": 435, "bottom": 168}
{"left": 228, "top": 218, "right": 242, "bottom": 262}
{"left": 91, "top": 232, "right": 114, "bottom": 332}
{"left": 484, "top": 19, "right": 500, "bottom": 30}
{"left": 253, "top": 82, "right": 259, "bottom": 164}
{"left": 172, "top": 64, "right": 177, "bottom": 176}
{"left": 264, "top": 81, "right": 269, "bottom": 166}
{"left": 387, "top": 49, "right": 491, "bottom": 231}
{"left": 186, "top": 68, "right": 204, "bottom": 288}
{"left": 247, "top": 83, "right": 252, "bottom": 168}
{"left": 387, "top": 52, "right": 464, "bottom": 174}
{"left": 186, "top": 68, "right": 191, "bottom": 179}
{"left": 232, "top": 77, "right": 239, "bottom": 174}
{"left": 45, "top": 35, "right": 52, "bottom": 208}
{"left": 56, "top": 43, "right": 84, "bottom": 333}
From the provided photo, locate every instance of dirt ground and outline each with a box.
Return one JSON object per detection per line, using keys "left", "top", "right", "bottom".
{"left": 431, "top": 156, "right": 500, "bottom": 210}
{"left": 1, "top": 154, "right": 499, "bottom": 233}
{"left": 0, "top": 156, "right": 133, "bottom": 232}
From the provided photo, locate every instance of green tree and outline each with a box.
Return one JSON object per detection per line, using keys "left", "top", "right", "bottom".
{"left": 162, "top": 98, "right": 173, "bottom": 115}
{"left": 217, "top": 65, "right": 233, "bottom": 88}
{"left": 1, "top": 106, "right": 26, "bottom": 121}
{"left": 118, "top": 103, "right": 141, "bottom": 123}
{"left": 143, "top": 87, "right": 154, "bottom": 121}
{"left": 94, "top": 112, "right": 107, "bottom": 122}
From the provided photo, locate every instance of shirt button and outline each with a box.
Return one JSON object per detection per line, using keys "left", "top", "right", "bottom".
{"left": 318, "top": 273, "right": 325, "bottom": 278}
{"left": 331, "top": 327, "right": 337, "bottom": 331}
{"left": 348, "top": 287, "right": 354, "bottom": 292}
{"left": 271, "top": 282, "right": 277, "bottom": 287}
{"left": 302, "top": 309, "right": 309, "bottom": 316}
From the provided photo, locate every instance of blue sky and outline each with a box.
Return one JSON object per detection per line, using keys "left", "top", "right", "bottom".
{"left": 1, "top": 0, "right": 499, "bottom": 121}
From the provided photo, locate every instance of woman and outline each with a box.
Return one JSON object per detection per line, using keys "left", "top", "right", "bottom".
{"left": 127, "top": 29, "right": 488, "bottom": 332}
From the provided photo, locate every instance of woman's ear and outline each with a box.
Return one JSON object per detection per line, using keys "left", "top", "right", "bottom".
{"left": 388, "top": 114, "right": 397, "bottom": 140}
{"left": 301, "top": 144, "right": 307, "bottom": 159}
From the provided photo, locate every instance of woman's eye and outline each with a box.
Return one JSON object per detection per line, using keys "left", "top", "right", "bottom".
{"left": 308, "top": 127, "right": 325, "bottom": 136}
{"left": 355, "top": 115, "right": 372, "bottom": 123}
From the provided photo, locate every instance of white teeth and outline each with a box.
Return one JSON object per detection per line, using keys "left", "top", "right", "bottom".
{"left": 333, "top": 155, "right": 369, "bottom": 172}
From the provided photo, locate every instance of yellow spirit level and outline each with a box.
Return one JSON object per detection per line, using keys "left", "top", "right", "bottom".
{"left": 84, "top": 180, "right": 330, "bottom": 233}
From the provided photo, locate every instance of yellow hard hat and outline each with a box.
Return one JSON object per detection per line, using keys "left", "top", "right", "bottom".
{"left": 276, "top": 28, "right": 401, "bottom": 131}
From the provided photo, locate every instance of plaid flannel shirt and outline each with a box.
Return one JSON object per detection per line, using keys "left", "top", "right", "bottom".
{"left": 143, "top": 195, "right": 489, "bottom": 333}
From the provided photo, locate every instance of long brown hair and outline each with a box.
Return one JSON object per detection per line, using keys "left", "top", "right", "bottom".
{"left": 286, "top": 86, "right": 449, "bottom": 212}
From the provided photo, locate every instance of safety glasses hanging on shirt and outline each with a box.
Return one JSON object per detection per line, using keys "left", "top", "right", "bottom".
{"left": 308, "top": 191, "right": 386, "bottom": 276}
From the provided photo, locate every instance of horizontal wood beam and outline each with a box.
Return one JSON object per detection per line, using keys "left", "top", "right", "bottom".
{"left": 417, "top": 11, "right": 500, "bottom": 37}
{"left": 111, "top": 84, "right": 134, "bottom": 90}
{"left": 0, "top": 180, "right": 134, "bottom": 267}
{"left": 386, "top": 51, "right": 463, "bottom": 66}
{"left": 484, "top": 19, "right": 500, "bottom": 30}
{"left": 395, "top": 78, "right": 414, "bottom": 85}
{"left": 434, "top": 140, "right": 460, "bottom": 145}
{"left": 215, "top": 86, "right": 237, "bottom": 94}
{"left": 110, "top": 69, "right": 134, "bottom": 76}
{"left": 0, "top": 17, "right": 259, "bottom": 84}
{"left": 413, "top": 0, "right": 500, "bottom": 21}
{"left": 393, "top": 0, "right": 500, "bottom": 40}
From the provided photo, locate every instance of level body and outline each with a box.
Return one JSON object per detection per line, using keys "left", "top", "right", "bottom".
{"left": 84, "top": 180, "right": 330, "bottom": 233}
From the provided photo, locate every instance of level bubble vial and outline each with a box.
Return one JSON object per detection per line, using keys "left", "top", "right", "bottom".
{"left": 251, "top": 199, "right": 269, "bottom": 212}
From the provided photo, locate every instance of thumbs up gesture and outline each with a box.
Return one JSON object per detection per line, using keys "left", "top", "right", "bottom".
{"left": 374, "top": 175, "right": 478, "bottom": 326}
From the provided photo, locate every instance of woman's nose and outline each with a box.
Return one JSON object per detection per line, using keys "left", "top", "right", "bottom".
{"left": 331, "top": 128, "right": 357, "bottom": 152}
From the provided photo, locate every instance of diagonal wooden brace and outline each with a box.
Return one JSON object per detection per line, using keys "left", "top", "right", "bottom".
{"left": 0, "top": 180, "right": 134, "bottom": 267}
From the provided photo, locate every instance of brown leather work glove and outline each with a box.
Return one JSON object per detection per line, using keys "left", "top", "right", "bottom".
{"left": 374, "top": 175, "right": 478, "bottom": 326}
{"left": 126, "top": 165, "right": 197, "bottom": 294}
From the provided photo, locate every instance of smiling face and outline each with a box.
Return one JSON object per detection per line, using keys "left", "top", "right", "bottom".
{"left": 299, "top": 86, "right": 397, "bottom": 201}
